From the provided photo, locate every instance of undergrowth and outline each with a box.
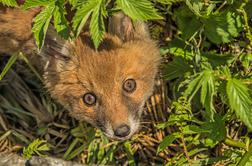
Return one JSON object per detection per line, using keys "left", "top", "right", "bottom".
{"left": 0, "top": 0, "right": 252, "bottom": 165}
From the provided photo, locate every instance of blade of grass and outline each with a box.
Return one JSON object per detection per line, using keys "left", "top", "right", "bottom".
{"left": 0, "top": 53, "right": 18, "bottom": 81}
{"left": 19, "top": 52, "right": 43, "bottom": 81}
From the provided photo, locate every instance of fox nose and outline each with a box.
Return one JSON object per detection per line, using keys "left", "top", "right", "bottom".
{"left": 114, "top": 124, "right": 130, "bottom": 138}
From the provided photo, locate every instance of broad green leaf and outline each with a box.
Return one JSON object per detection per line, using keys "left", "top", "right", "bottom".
{"left": 201, "top": 116, "right": 226, "bottom": 147}
{"left": 22, "top": 0, "right": 54, "bottom": 9}
{"left": 182, "top": 125, "right": 209, "bottom": 135}
{"left": 157, "top": 133, "right": 178, "bottom": 153}
{"left": 200, "top": 70, "right": 215, "bottom": 120}
{"left": 156, "top": 0, "right": 180, "bottom": 5}
{"left": 69, "top": 0, "right": 78, "bottom": 6}
{"left": 204, "top": 11, "right": 242, "bottom": 44}
{"left": 89, "top": 0, "right": 106, "bottom": 50}
{"left": 174, "top": 5, "right": 202, "bottom": 39}
{"left": 117, "top": 0, "right": 162, "bottom": 21}
{"left": 0, "top": 53, "right": 18, "bottom": 81}
{"left": 184, "top": 72, "right": 205, "bottom": 101}
{"left": 72, "top": 0, "right": 97, "bottom": 37}
{"left": 184, "top": 70, "right": 216, "bottom": 120}
{"left": 163, "top": 56, "right": 192, "bottom": 80}
{"left": 227, "top": 78, "right": 252, "bottom": 130}
{"left": 0, "top": 0, "right": 17, "bottom": 7}
{"left": 201, "top": 52, "right": 235, "bottom": 68}
{"left": 53, "top": 0, "right": 70, "bottom": 39}
{"left": 185, "top": 0, "right": 204, "bottom": 17}
{"left": 32, "top": 4, "right": 55, "bottom": 49}
{"left": 161, "top": 46, "right": 193, "bottom": 60}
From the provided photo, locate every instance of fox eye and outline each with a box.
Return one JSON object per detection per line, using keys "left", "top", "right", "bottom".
{"left": 83, "top": 92, "right": 96, "bottom": 106}
{"left": 123, "top": 79, "right": 136, "bottom": 93}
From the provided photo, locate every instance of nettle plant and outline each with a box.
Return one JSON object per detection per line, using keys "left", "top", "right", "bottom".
{"left": 0, "top": 0, "right": 162, "bottom": 49}
{"left": 1, "top": 0, "right": 252, "bottom": 165}
{"left": 157, "top": 0, "right": 252, "bottom": 165}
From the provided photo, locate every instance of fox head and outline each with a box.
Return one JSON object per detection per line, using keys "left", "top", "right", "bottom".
{"left": 42, "top": 13, "right": 160, "bottom": 140}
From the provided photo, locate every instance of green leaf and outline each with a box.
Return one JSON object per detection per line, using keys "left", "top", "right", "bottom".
{"left": 184, "top": 72, "right": 205, "bottom": 101}
{"left": 53, "top": 0, "right": 70, "bottom": 39}
{"left": 182, "top": 125, "right": 209, "bottom": 135}
{"left": 89, "top": 0, "right": 106, "bottom": 49}
{"left": 201, "top": 116, "right": 226, "bottom": 147}
{"left": 0, "top": 0, "right": 17, "bottom": 7}
{"left": 201, "top": 52, "right": 235, "bottom": 68}
{"left": 227, "top": 78, "right": 252, "bottom": 130}
{"left": 116, "top": 0, "right": 162, "bottom": 21}
{"left": 72, "top": 0, "right": 97, "bottom": 37}
{"left": 22, "top": 0, "right": 54, "bottom": 9}
{"left": 174, "top": 5, "right": 202, "bottom": 39}
{"left": 200, "top": 70, "right": 215, "bottom": 120}
{"left": 184, "top": 70, "right": 216, "bottom": 120}
{"left": 22, "top": 139, "right": 49, "bottom": 159}
{"left": 157, "top": 133, "right": 178, "bottom": 153}
{"left": 32, "top": 4, "right": 55, "bottom": 49}
{"left": 163, "top": 56, "right": 192, "bottom": 80}
{"left": 204, "top": 11, "right": 242, "bottom": 44}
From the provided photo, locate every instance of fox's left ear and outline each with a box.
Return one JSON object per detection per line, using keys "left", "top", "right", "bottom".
{"left": 108, "top": 12, "right": 151, "bottom": 42}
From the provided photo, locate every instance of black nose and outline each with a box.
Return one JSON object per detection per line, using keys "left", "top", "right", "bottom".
{"left": 114, "top": 124, "right": 131, "bottom": 138}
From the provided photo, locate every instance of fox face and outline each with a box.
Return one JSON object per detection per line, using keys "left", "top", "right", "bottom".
{"left": 43, "top": 13, "right": 160, "bottom": 140}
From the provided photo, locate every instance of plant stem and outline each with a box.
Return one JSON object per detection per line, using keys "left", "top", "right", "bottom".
{"left": 224, "top": 138, "right": 247, "bottom": 150}
{"left": 237, "top": 142, "right": 252, "bottom": 166}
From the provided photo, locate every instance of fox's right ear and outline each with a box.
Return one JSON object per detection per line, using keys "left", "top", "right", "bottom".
{"left": 40, "top": 26, "right": 74, "bottom": 72}
{"left": 108, "top": 12, "right": 151, "bottom": 42}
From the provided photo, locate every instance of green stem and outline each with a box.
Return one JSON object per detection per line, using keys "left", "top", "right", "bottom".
{"left": 238, "top": 142, "right": 252, "bottom": 166}
{"left": 224, "top": 138, "right": 246, "bottom": 149}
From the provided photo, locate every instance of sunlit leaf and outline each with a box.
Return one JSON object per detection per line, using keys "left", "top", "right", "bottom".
{"left": 0, "top": 0, "right": 17, "bottom": 7}
{"left": 157, "top": 133, "right": 178, "bottom": 153}
{"left": 32, "top": 4, "right": 55, "bottom": 49}
{"left": 203, "top": 11, "right": 242, "bottom": 44}
{"left": 227, "top": 78, "right": 252, "bottom": 130}
{"left": 53, "top": 0, "right": 70, "bottom": 39}
{"left": 117, "top": 0, "right": 162, "bottom": 21}
{"left": 163, "top": 56, "right": 192, "bottom": 80}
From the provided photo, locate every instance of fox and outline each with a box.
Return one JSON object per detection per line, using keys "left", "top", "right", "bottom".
{"left": 0, "top": 5, "right": 160, "bottom": 140}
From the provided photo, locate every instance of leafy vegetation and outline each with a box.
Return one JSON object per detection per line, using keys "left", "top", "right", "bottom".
{"left": 22, "top": 139, "right": 49, "bottom": 158}
{"left": 0, "top": 0, "right": 252, "bottom": 165}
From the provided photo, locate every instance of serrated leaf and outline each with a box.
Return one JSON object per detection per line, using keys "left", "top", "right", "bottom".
{"left": 227, "top": 78, "right": 252, "bottom": 130}
{"left": 200, "top": 70, "right": 215, "bottom": 120}
{"left": 184, "top": 72, "right": 205, "bottom": 101}
{"left": 53, "top": 1, "right": 70, "bottom": 39}
{"left": 201, "top": 52, "right": 235, "bottom": 68}
{"left": 163, "top": 56, "right": 192, "bottom": 80}
{"left": 72, "top": 0, "right": 97, "bottom": 37}
{"left": 184, "top": 70, "right": 216, "bottom": 120}
{"left": 21, "top": 0, "right": 54, "bottom": 9}
{"left": 0, "top": 0, "right": 17, "bottom": 7}
{"left": 174, "top": 5, "right": 202, "bottom": 39}
{"left": 32, "top": 4, "right": 55, "bottom": 49}
{"left": 117, "top": 0, "right": 162, "bottom": 21}
{"left": 157, "top": 133, "right": 178, "bottom": 153}
{"left": 89, "top": 0, "right": 105, "bottom": 50}
{"left": 204, "top": 11, "right": 242, "bottom": 44}
{"left": 201, "top": 116, "right": 226, "bottom": 147}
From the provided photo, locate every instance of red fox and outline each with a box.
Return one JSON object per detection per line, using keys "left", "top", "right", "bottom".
{"left": 0, "top": 6, "right": 160, "bottom": 140}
